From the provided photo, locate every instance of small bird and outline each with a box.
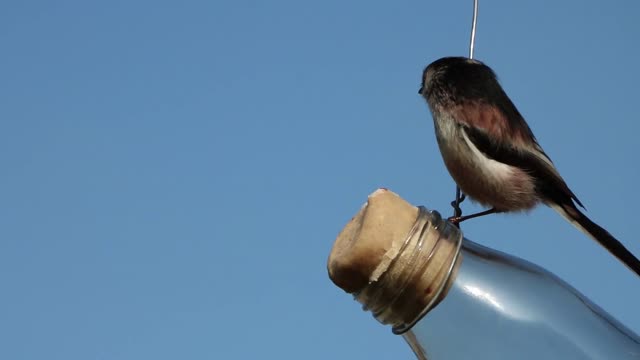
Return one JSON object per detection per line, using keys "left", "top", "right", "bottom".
{"left": 419, "top": 56, "right": 640, "bottom": 276}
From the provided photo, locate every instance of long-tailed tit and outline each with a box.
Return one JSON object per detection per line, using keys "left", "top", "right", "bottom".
{"left": 419, "top": 56, "right": 640, "bottom": 276}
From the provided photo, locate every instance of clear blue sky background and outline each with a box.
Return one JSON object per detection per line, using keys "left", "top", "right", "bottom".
{"left": 1, "top": 0, "right": 639, "bottom": 359}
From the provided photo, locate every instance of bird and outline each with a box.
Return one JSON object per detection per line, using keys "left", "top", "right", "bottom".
{"left": 418, "top": 56, "right": 640, "bottom": 277}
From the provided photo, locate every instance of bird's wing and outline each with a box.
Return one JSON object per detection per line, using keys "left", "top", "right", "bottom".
{"left": 459, "top": 122, "right": 584, "bottom": 209}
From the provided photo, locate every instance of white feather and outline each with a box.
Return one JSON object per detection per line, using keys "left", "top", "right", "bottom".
{"left": 459, "top": 127, "right": 514, "bottom": 181}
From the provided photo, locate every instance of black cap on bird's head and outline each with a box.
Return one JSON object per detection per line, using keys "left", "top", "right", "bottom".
{"left": 418, "top": 57, "right": 500, "bottom": 103}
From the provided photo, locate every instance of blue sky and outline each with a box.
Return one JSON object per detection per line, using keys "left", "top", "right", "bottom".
{"left": 1, "top": 0, "right": 639, "bottom": 359}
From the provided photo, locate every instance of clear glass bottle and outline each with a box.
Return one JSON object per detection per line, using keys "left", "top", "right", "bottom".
{"left": 404, "top": 236, "right": 640, "bottom": 360}
{"left": 330, "top": 195, "right": 640, "bottom": 360}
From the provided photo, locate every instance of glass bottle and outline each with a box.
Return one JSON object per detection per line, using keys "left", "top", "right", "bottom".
{"left": 403, "top": 227, "right": 640, "bottom": 359}
{"left": 329, "top": 191, "right": 640, "bottom": 360}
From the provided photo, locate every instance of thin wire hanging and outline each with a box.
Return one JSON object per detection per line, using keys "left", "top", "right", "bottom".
{"left": 469, "top": 0, "right": 478, "bottom": 59}
{"left": 452, "top": 0, "right": 479, "bottom": 222}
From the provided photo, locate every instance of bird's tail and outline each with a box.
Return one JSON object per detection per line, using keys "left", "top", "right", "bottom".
{"left": 550, "top": 202, "right": 640, "bottom": 277}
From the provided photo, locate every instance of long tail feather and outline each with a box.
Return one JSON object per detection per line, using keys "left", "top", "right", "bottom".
{"left": 550, "top": 202, "right": 640, "bottom": 277}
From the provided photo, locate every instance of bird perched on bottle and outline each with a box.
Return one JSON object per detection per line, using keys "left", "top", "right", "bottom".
{"left": 418, "top": 56, "right": 640, "bottom": 276}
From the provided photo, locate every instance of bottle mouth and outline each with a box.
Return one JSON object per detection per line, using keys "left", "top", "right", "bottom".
{"left": 353, "top": 206, "right": 463, "bottom": 334}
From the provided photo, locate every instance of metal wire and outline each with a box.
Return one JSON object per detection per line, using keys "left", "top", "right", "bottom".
{"left": 452, "top": 0, "right": 479, "bottom": 220}
{"left": 469, "top": 0, "right": 479, "bottom": 59}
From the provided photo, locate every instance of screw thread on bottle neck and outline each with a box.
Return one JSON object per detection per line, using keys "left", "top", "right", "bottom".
{"left": 355, "top": 207, "right": 463, "bottom": 333}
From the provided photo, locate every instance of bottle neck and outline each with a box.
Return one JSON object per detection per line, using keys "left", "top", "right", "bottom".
{"left": 354, "top": 207, "right": 463, "bottom": 333}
